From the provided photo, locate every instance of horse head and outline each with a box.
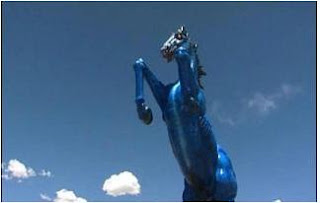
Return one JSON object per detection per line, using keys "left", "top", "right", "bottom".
{"left": 160, "top": 26, "right": 206, "bottom": 88}
{"left": 160, "top": 26, "right": 189, "bottom": 62}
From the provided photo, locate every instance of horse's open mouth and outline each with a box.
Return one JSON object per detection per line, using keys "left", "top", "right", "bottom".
{"left": 161, "top": 46, "right": 174, "bottom": 62}
{"left": 160, "top": 26, "right": 188, "bottom": 63}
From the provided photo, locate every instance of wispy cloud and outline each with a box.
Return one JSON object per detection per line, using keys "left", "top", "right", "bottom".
{"left": 39, "top": 169, "right": 52, "bottom": 177}
{"left": 248, "top": 93, "right": 276, "bottom": 114}
{"left": 53, "top": 189, "right": 87, "bottom": 202}
{"left": 102, "top": 171, "right": 141, "bottom": 197}
{"left": 210, "top": 101, "right": 236, "bottom": 126}
{"left": 210, "top": 84, "right": 301, "bottom": 126}
{"left": 247, "top": 84, "right": 301, "bottom": 115}
{"left": 216, "top": 115, "right": 235, "bottom": 126}
{"left": 40, "top": 193, "right": 52, "bottom": 201}
{"left": 281, "top": 84, "right": 301, "bottom": 96}
{"left": 1, "top": 159, "right": 52, "bottom": 181}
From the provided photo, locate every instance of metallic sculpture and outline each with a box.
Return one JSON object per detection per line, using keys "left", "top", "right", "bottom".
{"left": 133, "top": 26, "right": 237, "bottom": 201}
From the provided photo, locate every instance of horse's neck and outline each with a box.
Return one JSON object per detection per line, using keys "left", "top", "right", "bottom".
{"left": 182, "top": 42, "right": 197, "bottom": 59}
{"left": 185, "top": 43, "right": 199, "bottom": 69}
{"left": 184, "top": 44, "right": 200, "bottom": 81}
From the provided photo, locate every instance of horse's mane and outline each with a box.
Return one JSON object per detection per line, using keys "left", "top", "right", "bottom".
{"left": 191, "top": 42, "right": 207, "bottom": 89}
{"left": 197, "top": 65, "right": 206, "bottom": 89}
{"left": 174, "top": 26, "right": 207, "bottom": 89}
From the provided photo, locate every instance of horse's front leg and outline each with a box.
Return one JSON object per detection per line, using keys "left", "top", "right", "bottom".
{"left": 133, "top": 58, "right": 166, "bottom": 125}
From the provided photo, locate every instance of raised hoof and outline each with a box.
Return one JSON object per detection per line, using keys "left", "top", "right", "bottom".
{"left": 137, "top": 103, "right": 153, "bottom": 125}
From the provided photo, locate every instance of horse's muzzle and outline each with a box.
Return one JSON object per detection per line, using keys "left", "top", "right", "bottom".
{"left": 160, "top": 46, "right": 174, "bottom": 62}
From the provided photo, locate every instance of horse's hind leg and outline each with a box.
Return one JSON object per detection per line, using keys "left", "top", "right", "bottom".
{"left": 213, "top": 146, "right": 238, "bottom": 201}
{"left": 183, "top": 179, "right": 216, "bottom": 202}
{"left": 182, "top": 179, "right": 202, "bottom": 202}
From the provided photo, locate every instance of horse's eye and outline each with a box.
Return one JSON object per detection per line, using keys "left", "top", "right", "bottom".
{"left": 175, "top": 33, "right": 182, "bottom": 40}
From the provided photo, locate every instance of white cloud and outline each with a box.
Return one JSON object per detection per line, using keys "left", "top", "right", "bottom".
{"left": 54, "top": 189, "right": 87, "bottom": 202}
{"left": 6, "top": 159, "right": 36, "bottom": 179}
{"left": 1, "top": 159, "right": 52, "bottom": 181}
{"left": 102, "top": 171, "right": 141, "bottom": 197}
{"left": 273, "top": 199, "right": 282, "bottom": 202}
{"left": 39, "top": 169, "right": 52, "bottom": 177}
{"left": 248, "top": 93, "right": 276, "bottom": 114}
{"left": 40, "top": 193, "right": 52, "bottom": 201}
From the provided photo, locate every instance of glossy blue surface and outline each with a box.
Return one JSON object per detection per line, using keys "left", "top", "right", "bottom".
{"left": 133, "top": 28, "right": 237, "bottom": 201}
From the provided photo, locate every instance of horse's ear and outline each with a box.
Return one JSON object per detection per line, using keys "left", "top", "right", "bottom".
{"left": 178, "top": 25, "right": 189, "bottom": 37}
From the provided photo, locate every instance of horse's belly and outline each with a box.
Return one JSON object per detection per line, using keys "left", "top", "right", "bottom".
{"left": 166, "top": 113, "right": 217, "bottom": 187}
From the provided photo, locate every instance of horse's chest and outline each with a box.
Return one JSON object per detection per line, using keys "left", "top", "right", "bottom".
{"left": 165, "top": 83, "right": 189, "bottom": 122}
{"left": 164, "top": 83, "right": 203, "bottom": 150}
{"left": 164, "top": 82, "right": 204, "bottom": 122}
{"left": 167, "top": 82, "right": 182, "bottom": 108}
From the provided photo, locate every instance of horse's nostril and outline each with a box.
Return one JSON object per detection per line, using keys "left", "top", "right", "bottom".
{"left": 161, "top": 46, "right": 167, "bottom": 51}
{"left": 161, "top": 47, "right": 168, "bottom": 54}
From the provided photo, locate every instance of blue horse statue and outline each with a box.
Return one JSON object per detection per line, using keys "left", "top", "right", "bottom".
{"left": 133, "top": 26, "right": 237, "bottom": 201}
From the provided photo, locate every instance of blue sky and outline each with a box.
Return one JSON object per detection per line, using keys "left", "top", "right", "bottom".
{"left": 2, "top": 1, "right": 316, "bottom": 202}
